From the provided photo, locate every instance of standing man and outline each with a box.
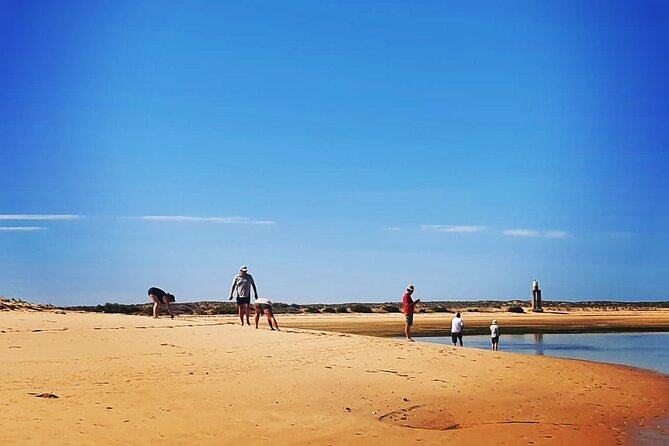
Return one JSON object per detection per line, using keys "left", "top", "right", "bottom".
{"left": 229, "top": 265, "right": 258, "bottom": 326}
{"left": 402, "top": 284, "right": 420, "bottom": 342}
{"left": 451, "top": 312, "right": 464, "bottom": 346}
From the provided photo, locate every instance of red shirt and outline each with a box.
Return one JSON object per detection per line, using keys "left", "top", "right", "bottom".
{"left": 402, "top": 292, "right": 416, "bottom": 315}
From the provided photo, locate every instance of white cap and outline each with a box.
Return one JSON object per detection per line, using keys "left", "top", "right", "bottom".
{"left": 492, "top": 320, "right": 497, "bottom": 324}
{"left": 406, "top": 284, "right": 414, "bottom": 291}
{"left": 239, "top": 265, "right": 249, "bottom": 272}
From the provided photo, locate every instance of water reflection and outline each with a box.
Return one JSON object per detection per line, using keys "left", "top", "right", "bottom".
{"left": 534, "top": 333, "right": 544, "bottom": 356}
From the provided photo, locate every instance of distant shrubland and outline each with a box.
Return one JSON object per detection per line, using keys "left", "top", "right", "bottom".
{"left": 4, "top": 297, "right": 665, "bottom": 315}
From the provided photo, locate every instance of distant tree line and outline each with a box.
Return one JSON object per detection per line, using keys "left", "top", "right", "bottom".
{"left": 58, "top": 299, "right": 669, "bottom": 316}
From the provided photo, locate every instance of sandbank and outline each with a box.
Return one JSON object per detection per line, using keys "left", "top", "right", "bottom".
{"left": 1, "top": 310, "right": 668, "bottom": 445}
{"left": 276, "top": 309, "right": 669, "bottom": 337}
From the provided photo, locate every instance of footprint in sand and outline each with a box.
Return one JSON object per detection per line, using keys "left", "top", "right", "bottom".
{"left": 29, "top": 392, "right": 59, "bottom": 399}
{"left": 379, "top": 405, "right": 460, "bottom": 431}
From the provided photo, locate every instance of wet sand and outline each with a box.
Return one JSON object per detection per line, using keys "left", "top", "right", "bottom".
{"left": 1, "top": 310, "right": 668, "bottom": 445}
{"left": 276, "top": 309, "right": 669, "bottom": 336}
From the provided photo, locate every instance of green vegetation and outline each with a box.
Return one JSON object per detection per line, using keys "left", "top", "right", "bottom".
{"left": 432, "top": 305, "right": 452, "bottom": 313}
{"left": 272, "top": 303, "right": 301, "bottom": 314}
{"left": 47, "top": 299, "right": 669, "bottom": 317}
{"left": 209, "top": 303, "right": 237, "bottom": 314}
{"left": 349, "top": 304, "right": 373, "bottom": 313}
{"left": 80, "top": 303, "right": 151, "bottom": 315}
{"left": 381, "top": 305, "right": 400, "bottom": 313}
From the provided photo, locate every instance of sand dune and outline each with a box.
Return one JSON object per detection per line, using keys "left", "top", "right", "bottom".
{"left": 1, "top": 310, "right": 668, "bottom": 445}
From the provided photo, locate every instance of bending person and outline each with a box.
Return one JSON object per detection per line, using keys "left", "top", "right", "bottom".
{"left": 229, "top": 265, "right": 258, "bottom": 326}
{"left": 148, "top": 287, "right": 175, "bottom": 319}
{"left": 254, "top": 298, "right": 280, "bottom": 331}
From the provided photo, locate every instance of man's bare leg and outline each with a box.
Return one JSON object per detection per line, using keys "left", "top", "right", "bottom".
{"left": 405, "top": 323, "right": 414, "bottom": 342}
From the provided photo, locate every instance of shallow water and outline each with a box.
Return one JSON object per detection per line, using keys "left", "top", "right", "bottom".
{"left": 419, "top": 332, "right": 669, "bottom": 375}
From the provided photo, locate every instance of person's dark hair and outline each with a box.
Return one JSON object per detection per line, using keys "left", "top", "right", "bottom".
{"left": 166, "top": 293, "right": 176, "bottom": 303}
{"left": 456, "top": 312, "right": 461, "bottom": 318}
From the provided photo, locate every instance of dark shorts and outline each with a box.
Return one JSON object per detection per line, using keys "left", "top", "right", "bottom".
{"left": 149, "top": 293, "right": 165, "bottom": 304}
{"left": 257, "top": 303, "right": 272, "bottom": 314}
{"left": 405, "top": 313, "right": 414, "bottom": 326}
{"left": 148, "top": 287, "right": 166, "bottom": 302}
{"left": 236, "top": 297, "right": 250, "bottom": 306}
{"left": 451, "top": 332, "right": 463, "bottom": 343}
{"left": 491, "top": 336, "right": 499, "bottom": 344}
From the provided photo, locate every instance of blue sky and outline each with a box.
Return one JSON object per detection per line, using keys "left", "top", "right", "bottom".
{"left": 1, "top": 1, "right": 668, "bottom": 305}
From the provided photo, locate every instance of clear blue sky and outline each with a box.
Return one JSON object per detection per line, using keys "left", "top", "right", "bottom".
{"left": 1, "top": 1, "right": 668, "bottom": 305}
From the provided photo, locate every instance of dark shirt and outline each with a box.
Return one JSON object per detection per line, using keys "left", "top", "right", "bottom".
{"left": 148, "top": 287, "right": 166, "bottom": 299}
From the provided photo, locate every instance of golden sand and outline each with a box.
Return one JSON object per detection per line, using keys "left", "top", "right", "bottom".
{"left": 1, "top": 310, "right": 668, "bottom": 445}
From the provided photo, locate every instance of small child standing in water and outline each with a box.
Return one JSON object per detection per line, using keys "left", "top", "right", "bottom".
{"left": 490, "top": 320, "right": 500, "bottom": 351}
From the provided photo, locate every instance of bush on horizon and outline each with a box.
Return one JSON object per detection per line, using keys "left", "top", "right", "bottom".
{"left": 212, "top": 303, "right": 237, "bottom": 314}
{"left": 432, "top": 305, "right": 452, "bottom": 313}
{"left": 304, "top": 307, "right": 321, "bottom": 313}
{"left": 381, "top": 305, "right": 400, "bottom": 313}
{"left": 336, "top": 306, "right": 349, "bottom": 313}
{"left": 273, "top": 303, "right": 300, "bottom": 314}
{"left": 96, "top": 302, "right": 151, "bottom": 316}
{"left": 322, "top": 307, "right": 337, "bottom": 313}
{"left": 350, "top": 304, "right": 372, "bottom": 313}
{"left": 508, "top": 306, "right": 525, "bottom": 313}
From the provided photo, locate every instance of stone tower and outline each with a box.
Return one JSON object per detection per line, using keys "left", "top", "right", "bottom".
{"left": 531, "top": 279, "right": 543, "bottom": 312}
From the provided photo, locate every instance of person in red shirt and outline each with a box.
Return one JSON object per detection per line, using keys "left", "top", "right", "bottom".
{"left": 402, "top": 284, "right": 420, "bottom": 342}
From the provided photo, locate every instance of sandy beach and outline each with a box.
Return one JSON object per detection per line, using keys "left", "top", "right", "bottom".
{"left": 2, "top": 310, "right": 668, "bottom": 445}
{"left": 276, "top": 309, "right": 669, "bottom": 337}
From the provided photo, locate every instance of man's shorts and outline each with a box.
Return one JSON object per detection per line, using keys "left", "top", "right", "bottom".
{"left": 405, "top": 313, "right": 414, "bottom": 326}
{"left": 491, "top": 336, "right": 499, "bottom": 344}
{"left": 149, "top": 293, "right": 165, "bottom": 304}
{"left": 257, "top": 303, "right": 272, "bottom": 313}
{"left": 451, "top": 332, "right": 463, "bottom": 343}
{"left": 236, "top": 297, "right": 251, "bottom": 306}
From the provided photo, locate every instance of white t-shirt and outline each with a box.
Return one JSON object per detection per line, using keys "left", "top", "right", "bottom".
{"left": 490, "top": 324, "right": 500, "bottom": 338}
{"left": 451, "top": 317, "right": 464, "bottom": 333}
